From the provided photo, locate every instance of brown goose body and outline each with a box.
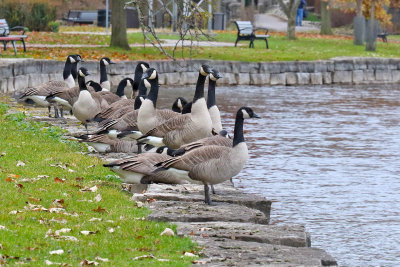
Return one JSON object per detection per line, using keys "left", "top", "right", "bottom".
{"left": 80, "top": 134, "right": 138, "bottom": 153}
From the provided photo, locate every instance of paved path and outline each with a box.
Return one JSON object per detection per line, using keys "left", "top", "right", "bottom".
{"left": 255, "top": 13, "right": 319, "bottom": 32}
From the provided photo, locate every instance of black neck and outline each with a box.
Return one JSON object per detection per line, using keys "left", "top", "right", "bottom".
{"left": 232, "top": 113, "right": 245, "bottom": 147}
{"left": 78, "top": 76, "right": 88, "bottom": 91}
{"left": 71, "top": 62, "right": 78, "bottom": 80}
{"left": 116, "top": 81, "right": 126, "bottom": 97}
{"left": 181, "top": 102, "right": 192, "bottom": 114}
{"left": 63, "top": 59, "right": 73, "bottom": 80}
{"left": 133, "top": 66, "right": 143, "bottom": 91}
{"left": 146, "top": 78, "right": 159, "bottom": 108}
{"left": 100, "top": 63, "right": 108, "bottom": 83}
{"left": 193, "top": 73, "right": 207, "bottom": 103}
{"left": 134, "top": 96, "right": 143, "bottom": 110}
{"left": 138, "top": 80, "right": 147, "bottom": 96}
{"left": 207, "top": 79, "right": 216, "bottom": 109}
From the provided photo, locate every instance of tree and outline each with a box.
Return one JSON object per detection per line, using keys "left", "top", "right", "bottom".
{"left": 277, "top": 0, "right": 300, "bottom": 40}
{"left": 110, "top": 0, "right": 131, "bottom": 50}
{"left": 365, "top": 0, "right": 376, "bottom": 51}
{"left": 353, "top": 0, "right": 364, "bottom": 45}
{"left": 320, "top": 0, "right": 333, "bottom": 35}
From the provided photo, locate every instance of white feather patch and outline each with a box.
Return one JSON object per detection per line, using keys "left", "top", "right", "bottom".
{"left": 69, "top": 56, "right": 76, "bottom": 63}
{"left": 141, "top": 136, "right": 165, "bottom": 147}
{"left": 141, "top": 64, "right": 147, "bottom": 71}
{"left": 241, "top": 109, "right": 250, "bottom": 119}
{"left": 144, "top": 79, "right": 151, "bottom": 89}
{"left": 149, "top": 70, "right": 157, "bottom": 80}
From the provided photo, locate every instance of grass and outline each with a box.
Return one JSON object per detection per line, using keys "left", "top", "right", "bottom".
{"left": 1, "top": 26, "right": 400, "bottom": 61}
{"left": 0, "top": 100, "right": 197, "bottom": 266}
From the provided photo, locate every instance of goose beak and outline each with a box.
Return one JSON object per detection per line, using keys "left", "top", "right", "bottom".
{"left": 253, "top": 113, "right": 261, "bottom": 119}
{"left": 213, "top": 70, "right": 223, "bottom": 79}
{"left": 141, "top": 72, "right": 150, "bottom": 80}
{"left": 109, "top": 61, "right": 116, "bottom": 64}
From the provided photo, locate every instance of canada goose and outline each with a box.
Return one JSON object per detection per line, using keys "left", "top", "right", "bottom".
{"left": 103, "top": 146, "right": 188, "bottom": 184}
{"left": 70, "top": 54, "right": 84, "bottom": 83}
{"left": 72, "top": 67, "right": 108, "bottom": 132}
{"left": 78, "top": 134, "right": 139, "bottom": 153}
{"left": 137, "top": 68, "right": 181, "bottom": 136}
{"left": 99, "top": 57, "right": 115, "bottom": 90}
{"left": 137, "top": 64, "right": 213, "bottom": 149}
{"left": 172, "top": 97, "right": 188, "bottom": 113}
{"left": 19, "top": 54, "right": 82, "bottom": 117}
{"left": 207, "top": 69, "right": 223, "bottom": 133}
{"left": 88, "top": 78, "right": 134, "bottom": 105}
{"left": 92, "top": 62, "right": 149, "bottom": 122}
{"left": 155, "top": 106, "right": 261, "bottom": 205}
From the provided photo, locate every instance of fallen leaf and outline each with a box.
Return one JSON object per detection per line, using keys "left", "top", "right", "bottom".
{"left": 59, "top": 236, "right": 78, "bottom": 242}
{"left": 5, "top": 177, "right": 14, "bottom": 182}
{"left": 88, "top": 217, "right": 102, "bottom": 222}
{"left": 54, "top": 177, "right": 65, "bottom": 183}
{"left": 135, "top": 201, "right": 144, "bottom": 208}
{"left": 80, "top": 185, "right": 98, "bottom": 193}
{"left": 94, "top": 194, "right": 102, "bottom": 202}
{"left": 8, "top": 174, "right": 20, "bottom": 179}
{"left": 16, "top": 161, "right": 26, "bottom": 167}
{"left": 92, "top": 206, "right": 107, "bottom": 213}
{"left": 132, "top": 254, "right": 156, "bottom": 261}
{"left": 45, "top": 260, "right": 61, "bottom": 265}
{"left": 16, "top": 183, "right": 24, "bottom": 189}
{"left": 94, "top": 256, "right": 109, "bottom": 262}
{"left": 49, "top": 249, "right": 64, "bottom": 255}
{"left": 79, "top": 259, "right": 99, "bottom": 266}
{"left": 0, "top": 244, "right": 3, "bottom": 249}
{"left": 68, "top": 168, "right": 76, "bottom": 173}
{"left": 183, "top": 252, "right": 197, "bottom": 257}
{"left": 160, "top": 228, "right": 174, "bottom": 236}
{"left": 49, "top": 218, "right": 67, "bottom": 224}
{"left": 52, "top": 199, "right": 65, "bottom": 205}
{"left": 80, "top": 230, "right": 97, "bottom": 235}
{"left": 0, "top": 152, "right": 6, "bottom": 157}
{"left": 108, "top": 228, "right": 115, "bottom": 233}
{"left": 49, "top": 208, "right": 66, "bottom": 213}
{"left": 26, "top": 246, "right": 37, "bottom": 251}
{"left": 75, "top": 177, "right": 84, "bottom": 181}
{"left": 55, "top": 228, "right": 71, "bottom": 235}
{"left": 0, "top": 225, "right": 6, "bottom": 230}
{"left": 9, "top": 210, "right": 24, "bottom": 215}
{"left": 28, "top": 197, "right": 41, "bottom": 202}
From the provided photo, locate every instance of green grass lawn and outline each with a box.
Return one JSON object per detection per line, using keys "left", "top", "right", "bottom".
{"left": 0, "top": 101, "right": 197, "bottom": 266}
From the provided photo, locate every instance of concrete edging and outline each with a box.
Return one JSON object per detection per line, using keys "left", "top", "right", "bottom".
{"left": 1, "top": 57, "right": 399, "bottom": 93}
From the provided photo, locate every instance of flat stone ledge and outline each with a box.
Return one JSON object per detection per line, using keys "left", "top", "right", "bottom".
{"left": 125, "top": 183, "right": 271, "bottom": 218}
{"left": 176, "top": 221, "right": 311, "bottom": 248}
{"left": 146, "top": 200, "right": 269, "bottom": 225}
{"left": 192, "top": 237, "right": 337, "bottom": 266}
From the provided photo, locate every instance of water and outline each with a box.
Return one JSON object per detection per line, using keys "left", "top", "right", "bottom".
{"left": 158, "top": 84, "right": 400, "bottom": 266}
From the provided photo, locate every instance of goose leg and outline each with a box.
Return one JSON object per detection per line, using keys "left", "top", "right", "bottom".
{"left": 47, "top": 106, "right": 51, "bottom": 117}
{"left": 204, "top": 184, "right": 214, "bottom": 205}
{"left": 54, "top": 106, "right": 59, "bottom": 118}
{"left": 211, "top": 184, "right": 216, "bottom": 194}
{"left": 84, "top": 124, "right": 89, "bottom": 134}
{"left": 60, "top": 106, "right": 64, "bottom": 118}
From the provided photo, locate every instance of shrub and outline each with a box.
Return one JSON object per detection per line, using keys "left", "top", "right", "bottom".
{"left": 48, "top": 21, "right": 60, "bottom": 33}
{"left": 0, "top": 2, "right": 56, "bottom": 31}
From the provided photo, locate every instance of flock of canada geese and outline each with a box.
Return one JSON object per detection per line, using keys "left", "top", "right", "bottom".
{"left": 18, "top": 55, "right": 261, "bottom": 205}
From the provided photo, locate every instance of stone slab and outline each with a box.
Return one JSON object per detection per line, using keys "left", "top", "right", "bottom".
{"left": 127, "top": 183, "right": 271, "bottom": 217}
{"left": 270, "top": 73, "right": 286, "bottom": 85}
{"left": 176, "top": 221, "right": 311, "bottom": 247}
{"left": 192, "top": 237, "right": 338, "bottom": 266}
{"left": 146, "top": 200, "right": 269, "bottom": 224}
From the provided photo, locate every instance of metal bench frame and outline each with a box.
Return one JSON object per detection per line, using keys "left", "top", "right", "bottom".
{"left": 0, "top": 19, "right": 27, "bottom": 56}
{"left": 234, "top": 21, "right": 270, "bottom": 49}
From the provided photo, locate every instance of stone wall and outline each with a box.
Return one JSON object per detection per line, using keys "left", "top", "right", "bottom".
{"left": 1, "top": 57, "right": 400, "bottom": 93}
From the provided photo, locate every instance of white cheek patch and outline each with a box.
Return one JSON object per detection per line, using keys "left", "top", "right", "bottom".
{"left": 210, "top": 73, "right": 218, "bottom": 81}
{"left": 149, "top": 70, "right": 157, "bottom": 80}
{"left": 200, "top": 67, "right": 208, "bottom": 76}
{"left": 78, "top": 70, "right": 84, "bottom": 77}
{"left": 241, "top": 109, "right": 250, "bottom": 119}
{"left": 141, "top": 64, "right": 148, "bottom": 71}
{"left": 103, "top": 59, "right": 109, "bottom": 65}
{"left": 69, "top": 57, "right": 76, "bottom": 63}
{"left": 144, "top": 79, "right": 151, "bottom": 89}
{"left": 177, "top": 99, "right": 182, "bottom": 109}
{"left": 127, "top": 80, "right": 132, "bottom": 87}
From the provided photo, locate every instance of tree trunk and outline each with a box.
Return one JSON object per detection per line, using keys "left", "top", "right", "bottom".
{"left": 110, "top": 0, "right": 130, "bottom": 50}
{"left": 277, "top": 0, "right": 300, "bottom": 40}
{"left": 353, "top": 15, "right": 365, "bottom": 45}
{"left": 320, "top": 0, "right": 332, "bottom": 35}
{"left": 366, "top": 0, "right": 376, "bottom": 51}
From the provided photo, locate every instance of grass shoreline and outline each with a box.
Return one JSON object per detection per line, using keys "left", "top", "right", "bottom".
{"left": 0, "top": 99, "right": 197, "bottom": 266}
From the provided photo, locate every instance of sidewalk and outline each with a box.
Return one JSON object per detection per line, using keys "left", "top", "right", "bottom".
{"left": 254, "top": 13, "right": 319, "bottom": 32}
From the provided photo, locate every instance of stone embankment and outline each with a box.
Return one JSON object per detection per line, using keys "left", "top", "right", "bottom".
{"left": 1, "top": 57, "right": 400, "bottom": 93}
{"left": 11, "top": 102, "right": 339, "bottom": 266}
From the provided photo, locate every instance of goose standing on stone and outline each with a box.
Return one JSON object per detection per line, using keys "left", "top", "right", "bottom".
{"left": 99, "top": 57, "right": 115, "bottom": 90}
{"left": 72, "top": 67, "right": 108, "bottom": 132}
{"left": 137, "top": 65, "right": 213, "bottom": 148}
{"left": 19, "top": 54, "right": 82, "bottom": 117}
{"left": 155, "top": 106, "right": 261, "bottom": 205}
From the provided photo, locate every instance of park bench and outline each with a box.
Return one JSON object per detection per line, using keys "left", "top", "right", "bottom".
{"left": 377, "top": 32, "right": 388, "bottom": 43}
{"left": 63, "top": 10, "right": 97, "bottom": 25}
{"left": 0, "top": 19, "right": 27, "bottom": 56}
{"left": 234, "top": 21, "right": 270, "bottom": 49}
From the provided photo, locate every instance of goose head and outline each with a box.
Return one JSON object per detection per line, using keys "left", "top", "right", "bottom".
{"left": 209, "top": 69, "right": 223, "bottom": 81}
{"left": 172, "top": 97, "right": 188, "bottom": 113}
{"left": 68, "top": 54, "right": 81, "bottom": 64}
{"left": 238, "top": 107, "right": 261, "bottom": 120}
{"left": 78, "top": 67, "right": 91, "bottom": 77}
{"left": 100, "top": 57, "right": 115, "bottom": 66}
{"left": 75, "top": 54, "right": 84, "bottom": 62}
{"left": 137, "top": 61, "right": 150, "bottom": 73}
{"left": 124, "top": 78, "right": 135, "bottom": 88}
{"left": 86, "top": 80, "right": 102, "bottom": 92}
{"left": 199, "top": 64, "right": 212, "bottom": 76}
{"left": 156, "top": 145, "right": 175, "bottom": 156}
{"left": 141, "top": 68, "right": 158, "bottom": 90}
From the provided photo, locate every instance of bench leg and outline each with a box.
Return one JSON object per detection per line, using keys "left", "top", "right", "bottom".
{"left": 21, "top": 39, "right": 26, "bottom": 52}
{"left": 234, "top": 38, "right": 239, "bottom": 47}
{"left": 3, "top": 41, "right": 6, "bottom": 51}
{"left": 11, "top": 41, "right": 17, "bottom": 56}
{"left": 249, "top": 40, "right": 253, "bottom": 48}
{"left": 265, "top": 38, "right": 269, "bottom": 49}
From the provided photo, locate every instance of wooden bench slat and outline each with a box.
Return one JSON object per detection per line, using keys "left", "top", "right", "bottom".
{"left": 0, "top": 18, "right": 27, "bottom": 55}
{"left": 234, "top": 20, "right": 269, "bottom": 49}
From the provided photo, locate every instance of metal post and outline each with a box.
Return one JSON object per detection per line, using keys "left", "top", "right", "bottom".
{"left": 208, "top": 0, "right": 212, "bottom": 34}
{"left": 105, "top": 0, "right": 109, "bottom": 34}
{"left": 172, "top": 0, "right": 178, "bottom": 32}
{"left": 148, "top": 0, "right": 153, "bottom": 28}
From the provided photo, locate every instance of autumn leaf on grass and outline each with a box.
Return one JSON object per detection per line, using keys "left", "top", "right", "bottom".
{"left": 54, "top": 177, "right": 66, "bottom": 183}
{"left": 16, "top": 160, "right": 26, "bottom": 167}
{"left": 80, "top": 230, "right": 98, "bottom": 236}
{"left": 5, "top": 177, "right": 14, "bottom": 182}
{"left": 80, "top": 259, "right": 99, "bottom": 266}
{"left": 28, "top": 197, "right": 41, "bottom": 203}
{"left": 49, "top": 249, "right": 64, "bottom": 255}
{"left": 94, "top": 194, "right": 102, "bottom": 202}
{"left": 80, "top": 185, "right": 98, "bottom": 193}
{"left": 52, "top": 199, "right": 65, "bottom": 205}
{"left": 88, "top": 217, "right": 102, "bottom": 222}
{"left": 94, "top": 256, "right": 109, "bottom": 262}
{"left": 92, "top": 206, "right": 108, "bottom": 213}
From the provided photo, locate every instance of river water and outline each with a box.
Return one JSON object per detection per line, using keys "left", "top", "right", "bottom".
{"left": 158, "top": 83, "right": 400, "bottom": 266}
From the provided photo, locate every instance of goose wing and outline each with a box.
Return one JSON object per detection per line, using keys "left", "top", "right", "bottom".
{"left": 120, "top": 153, "right": 171, "bottom": 175}
{"left": 144, "top": 114, "right": 191, "bottom": 137}
{"left": 97, "top": 91, "right": 121, "bottom": 104}
{"left": 176, "top": 135, "right": 232, "bottom": 155}
{"left": 21, "top": 81, "right": 69, "bottom": 97}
